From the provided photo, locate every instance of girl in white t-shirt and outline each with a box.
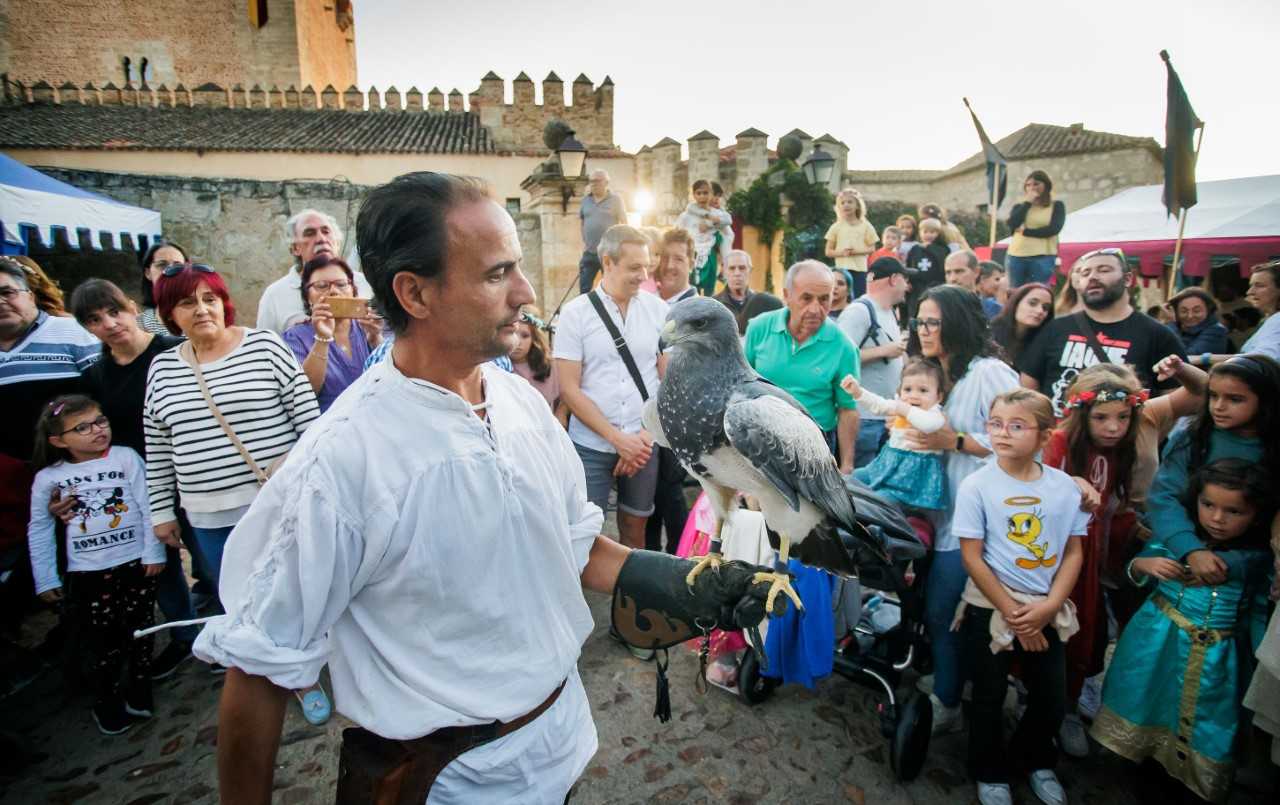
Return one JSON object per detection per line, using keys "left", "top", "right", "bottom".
{"left": 28, "top": 394, "right": 165, "bottom": 736}
{"left": 950, "top": 389, "right": 1088, "bottom": 805}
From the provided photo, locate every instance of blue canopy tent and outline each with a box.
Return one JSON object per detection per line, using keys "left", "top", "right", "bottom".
{"left": 0, "top": 154, "right": 161, "bottom": 255}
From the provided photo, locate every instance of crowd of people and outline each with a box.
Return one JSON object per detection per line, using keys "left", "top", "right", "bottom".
{"left": 1, "top": 166, "right": 1279, "bottom": 804}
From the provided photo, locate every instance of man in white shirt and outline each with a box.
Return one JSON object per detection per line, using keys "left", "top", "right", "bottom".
{"left": 653, "top": 228, "right": 698, "bottom": 304}
{"left": 255, "top": 208, "right": 373, "bottom": 333}
{"left": 198, "top": 174, "right": 769, "bottom": 804}
{"left": 837, "top": 257, "right": 910, "bottom": 468}
{"left": 555, "top": 225, "right": 669, "bottom": 551}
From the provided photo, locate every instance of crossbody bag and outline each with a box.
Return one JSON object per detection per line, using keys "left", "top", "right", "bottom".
{"left": 1072, "top": 312, "right": 1114, "bottom": 366}
{"left": 587, "top": 290, "right": 649, "bottom": 401}
{"left": 180, "top": 341, "right": 289, "bottom": 485}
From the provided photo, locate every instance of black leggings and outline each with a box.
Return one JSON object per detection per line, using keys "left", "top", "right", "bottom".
{"left": 66, "top": 560, "right": 158, "bottom": 705}
{"left": 963, "top": 605, "right": 1067, "bottom": 784}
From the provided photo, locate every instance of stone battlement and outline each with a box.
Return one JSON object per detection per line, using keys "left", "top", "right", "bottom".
{"left": 2, "top": 70, "right": 615, "bottom": 153}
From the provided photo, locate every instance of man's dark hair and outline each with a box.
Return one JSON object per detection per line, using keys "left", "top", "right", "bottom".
{"left": 355, "top": 172, "right": 490, "bottom": 334}
{"left": 978, "top": 260, "right": 1004, "bottom": 280}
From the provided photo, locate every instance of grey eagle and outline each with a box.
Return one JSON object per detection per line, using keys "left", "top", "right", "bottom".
{"left": 642, "top": 296, "right": 881, "bottom": 614}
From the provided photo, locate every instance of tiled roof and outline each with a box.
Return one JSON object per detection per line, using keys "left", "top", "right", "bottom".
{"left": 0, "top": 104, "right": 496, "bottom": 154}
{"left": 845, "top": 169, "right": 944, "bottom": 183}
{"left": 942, "top": 122, "right": 1161, "bottom": 176}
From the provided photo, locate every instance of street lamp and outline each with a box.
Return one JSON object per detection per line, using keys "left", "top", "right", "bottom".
{"left": 556, "top": 129, "right": 587, "bottom": 212}
{"left": 801, "top": 143, "right": 835, "bottom": 186}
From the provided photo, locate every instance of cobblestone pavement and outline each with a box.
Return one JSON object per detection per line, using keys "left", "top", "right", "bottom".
{"left": 2, "top": 589, "right": 1274, "bottom": 804}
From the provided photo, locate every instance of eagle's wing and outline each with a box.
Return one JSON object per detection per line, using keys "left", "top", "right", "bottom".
{"left": 641, "top": 397, "right": 670, "bottom": 449}
{"left": 722, "top": 388, "right": 857, "bottom": 533}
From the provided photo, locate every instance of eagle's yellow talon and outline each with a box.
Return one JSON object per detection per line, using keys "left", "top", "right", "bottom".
{"left": 685, "top": 552, "right": 722, "bottom": 588}
{"left": 753, "top": 570, "right": 803, "bottom": 616}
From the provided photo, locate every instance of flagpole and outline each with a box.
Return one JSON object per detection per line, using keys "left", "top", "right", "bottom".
{"left": 1168, "top": 123, "right": 1205, "bottom": 299}
{"left": 989, "top": 161, "right": 1000, "bottom": 249}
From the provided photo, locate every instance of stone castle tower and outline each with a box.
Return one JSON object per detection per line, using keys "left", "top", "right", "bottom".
{"left": 0, "top": 0, "right": 357, "bottom": 95}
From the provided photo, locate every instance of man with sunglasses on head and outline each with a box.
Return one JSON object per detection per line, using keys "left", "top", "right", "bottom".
{"left": 1017, "top": 248, "right": 1186, "bottom": 415}
{"left": 256, "top": 209, "right": 374, "bottom": 334}
{"left": 0, "top": 258, "right": 100, "bottom": 463}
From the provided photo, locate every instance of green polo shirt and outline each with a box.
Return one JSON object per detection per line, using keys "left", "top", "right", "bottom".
{"left": 743, "top": 308, "right": 860, "bottom": 431}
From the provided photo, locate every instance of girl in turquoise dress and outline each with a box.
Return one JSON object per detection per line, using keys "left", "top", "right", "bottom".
{"left": 1091, "top": 459, "right": 1275, "bottom": 803}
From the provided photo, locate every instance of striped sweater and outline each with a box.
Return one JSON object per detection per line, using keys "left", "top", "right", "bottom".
{"left": 144, "top": 328, "right": 319, "bottom": 523}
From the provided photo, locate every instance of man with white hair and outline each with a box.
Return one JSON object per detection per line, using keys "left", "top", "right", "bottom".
{"left": 577, "top": 170, "right": 628, "bottom": 294}
{"left": 256, "top": 209, "right": 373, "bottom": 333}
{"left": 712, "top": 249, "right": 759, "bottom": 334}
{"left": 743, "top": 260, "right": 861, "bottom": 474}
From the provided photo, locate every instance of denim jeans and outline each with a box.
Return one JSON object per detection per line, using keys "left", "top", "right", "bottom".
{"left": 190, "top": 524, "right": 235, "bottom": 611}
{"left": 154, "top": 511, "right": 202, "bottom": 644}
{"left": 577, "top": 251, "right": 603, "bottom": 295}
{"left": 849, "top": 270, "right": 867, "bottom": 300}
{"left": 853, "top": 418, "right": 887, "bottom": 469}
{"left": 964, "top": 606, "right": 1066, "bottom": 783}
{"left": 1005, "top": 254, "right": 1057, "bottom": 289}
{"left": 924, "top": 548, "right": 968, "bottom": 708}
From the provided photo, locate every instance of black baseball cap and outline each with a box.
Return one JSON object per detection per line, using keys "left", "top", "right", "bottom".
{"left": 869, "top": 256, "right": 912, "bottom": 280}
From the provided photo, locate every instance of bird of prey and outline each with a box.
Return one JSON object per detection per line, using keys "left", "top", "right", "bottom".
{"left": 643, "top": 297, "right": 878, "bottom": 615}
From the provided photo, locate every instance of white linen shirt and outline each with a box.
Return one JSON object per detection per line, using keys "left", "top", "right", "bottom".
{"left": 255, "top": 264, "right": 374, "bottom": 333}
{"left": 192, "top": 358, "right": 604, "bottom": 744}
{"left": 553, "top": 288, "right": 667, "bottom": 453}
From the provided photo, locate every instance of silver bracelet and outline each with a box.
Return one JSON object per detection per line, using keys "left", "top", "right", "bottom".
{"left": 1125, "top": 559, "right": 1149, "bottom": 587}
{"left": 313, "top": 334, "right": 334, "bottom": 344}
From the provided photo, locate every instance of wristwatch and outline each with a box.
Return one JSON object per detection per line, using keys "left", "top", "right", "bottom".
{"left": 955, "top": 432, "right": 966, "bottom": 452}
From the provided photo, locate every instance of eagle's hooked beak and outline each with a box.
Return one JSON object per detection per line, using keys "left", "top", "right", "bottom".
{"left": 662, "top": 319, "right": 677, "bottom": 341}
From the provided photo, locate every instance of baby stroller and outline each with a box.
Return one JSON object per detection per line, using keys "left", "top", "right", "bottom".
{"left": 733, "top": 476, "right": 934, "bottom": 782}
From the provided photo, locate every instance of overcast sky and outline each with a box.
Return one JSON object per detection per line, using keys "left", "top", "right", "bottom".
{"left": 355, "top": 0, "right": 1277, "bottom": 181}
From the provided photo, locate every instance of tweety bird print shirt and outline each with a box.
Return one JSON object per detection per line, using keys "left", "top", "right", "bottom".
{"left": 951, "top": 462, "right": 1090, "bottom": 594}
{"left": 27, "top": 446, "right": 163, "bottom": 594}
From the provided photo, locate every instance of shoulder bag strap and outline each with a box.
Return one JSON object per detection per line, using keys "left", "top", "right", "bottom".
{"left": 1072, "top": 312, "right": 1113, "bottom": 366}
{"left": 855, "top": 297, "right": 882, "bottom": 348}
{"left": 587, "top": 290, "right": 649, "bottom": 402}
{"left": 180, "top": 341, "right": 270, "bottom": 485}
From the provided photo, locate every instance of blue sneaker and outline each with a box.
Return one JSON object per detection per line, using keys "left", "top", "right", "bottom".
{"left": 296, "top": 686, "right": 331, "bottom": 726}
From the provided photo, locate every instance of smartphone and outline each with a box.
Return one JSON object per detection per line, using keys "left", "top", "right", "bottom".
{"left": 327, "top": 297, "right": 370, "bottom": 319}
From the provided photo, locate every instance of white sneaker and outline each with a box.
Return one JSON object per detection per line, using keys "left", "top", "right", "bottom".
{"left": 1028, "top": 769, "right": 1067, "bottom": 805}
{"left": 915, "top": 673, "right": 935, "bottom": 695}
{"left": 1058, "top": 713, "right": 1089, "bottom": 758}
{"left": 929, "top": 692, "right": 964, "bottom": 735}
{"left": 976, "top": 782, "right": 1013, "bottom": 805}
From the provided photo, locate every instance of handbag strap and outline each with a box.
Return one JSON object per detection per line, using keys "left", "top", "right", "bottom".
{"left": 1072, "top": 312, "right": 1113, "bottom": 366}
{"left": 587, "top": 289, "right": 649, "bottom": 402}
{"left": 180, "top": 341, "right": 270, "bottom": 485}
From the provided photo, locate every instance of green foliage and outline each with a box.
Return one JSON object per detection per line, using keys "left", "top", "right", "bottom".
{"left": 727, "top": 162, "right": 836, "bottom": 267}
{"left": 777, "top": 135, "right": 803, "bottom": 162}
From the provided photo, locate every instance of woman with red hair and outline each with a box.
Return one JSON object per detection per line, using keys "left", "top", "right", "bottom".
{"left": 143, "top": 263, "right": 329, "bottom": 722}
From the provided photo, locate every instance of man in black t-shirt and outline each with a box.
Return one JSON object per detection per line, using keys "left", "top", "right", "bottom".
{"left": 1018, "top": 248, "right": 1186, "bottom": 415}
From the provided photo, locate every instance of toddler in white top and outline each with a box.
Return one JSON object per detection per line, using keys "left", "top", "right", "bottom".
{"left": 844, "top": 359, "right": 949, "bottom": 511}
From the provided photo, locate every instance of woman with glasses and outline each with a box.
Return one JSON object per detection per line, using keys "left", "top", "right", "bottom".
{"left": 902, "top": 285, "right": 1021, "bottom": 737}
{"left": 143, "top": 262, "right": 330, "bottom": 724}
{"left": 137, "top": 242, "right": 189, "bottom": 335}
{"left": 283, "top": 256, "right": 381, "bottom": 412}
{"left": 990, "top": 282, "right": 1056, "bottom": 368}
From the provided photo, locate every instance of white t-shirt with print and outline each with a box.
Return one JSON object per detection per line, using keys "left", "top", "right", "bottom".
{"left": 950, "top": 461, "right": 1089, "bottom": 595}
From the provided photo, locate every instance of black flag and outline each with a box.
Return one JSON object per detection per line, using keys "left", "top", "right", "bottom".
{"left": 1161, "top": 50, "right": 1203, "bottom": 218}
{"left": 964, "top": 97, "right": 1007, "bottom": 209}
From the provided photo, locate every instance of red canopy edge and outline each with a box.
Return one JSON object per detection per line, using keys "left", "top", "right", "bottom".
{"left": 1057, "top": 236, "right": 1280, "bottom": 278}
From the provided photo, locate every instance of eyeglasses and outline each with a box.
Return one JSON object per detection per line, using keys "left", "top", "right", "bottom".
{"left": 161, "top": 262, "right": 215, "bottom": 278}
{"left": 60, "top": 415, "right": 110, "bottom": 436}
{"left": 151, "top": 259, "right": 184, "bottom": 271}
{"left": 985, "top": 419, "right": 1038, "bottom": 436}
{"left": 0, "top": 286, "right": 31, "bottom": 301}
{"left": 305, "top": 279, "right": 351, "bottom": 294}
{"left": 910, "top": 317, "right": 942, "bottom": 333}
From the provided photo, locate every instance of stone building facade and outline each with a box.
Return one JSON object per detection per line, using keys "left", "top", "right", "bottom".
{"left": 847, "top": 123, "right": 1164, "bottom": 216}
{"left": 0, "top": 0, "right": 357, "bottom": 94}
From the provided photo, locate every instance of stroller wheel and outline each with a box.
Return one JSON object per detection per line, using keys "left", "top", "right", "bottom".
{"left": 737, "top": 650, "right": 777, "bottom": 705}
{"left": 889, "top": 692, "right": 932, "bottom": 782}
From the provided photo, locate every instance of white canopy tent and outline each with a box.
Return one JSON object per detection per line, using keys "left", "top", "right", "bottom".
{"left": 0, "top": 153, "right": 161, "bottom": 255}
{"left": 1054, "top": 175, "right": 1280, "bottom": 278}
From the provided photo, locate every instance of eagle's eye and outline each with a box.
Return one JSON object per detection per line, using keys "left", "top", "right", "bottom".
{"left": 691, "top": 318, "right": 706, "bottom": 329}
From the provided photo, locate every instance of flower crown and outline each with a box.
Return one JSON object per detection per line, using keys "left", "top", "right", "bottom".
{"left": 1065, "top": 387, "right": 1149, "bottom": 410}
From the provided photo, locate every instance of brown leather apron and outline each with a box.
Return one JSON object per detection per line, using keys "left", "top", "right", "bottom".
{"left": 334, "top": 680, "right": 566, "bottom": 805}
